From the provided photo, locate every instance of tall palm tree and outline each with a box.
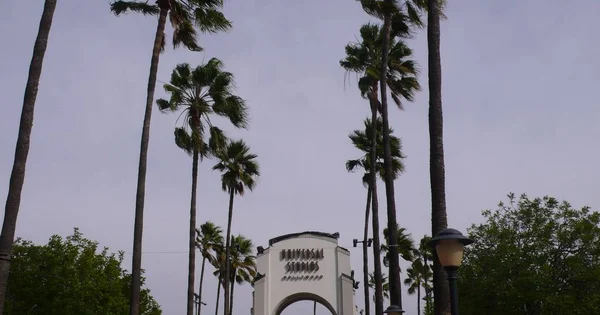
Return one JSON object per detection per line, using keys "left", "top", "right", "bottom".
{"left": 109, "top": 2, "right": 231, "bottom": 314}
{"left": 213, "top": 140, "right": 260, "bottom": 315}
{"left": 417, "top": 235, "right": 433, "bottom": 296}
{"left": 426, "top": 0, "right": 450, "bottom": 312}
{"left": 341, "top": 22, "right": 418, "bottom": 315}
{"left": 356, "top": 1, "right": 425, "bottom": 308}
{"left": 156, "top": 59, "right": 247, "bottom": 315}
{"left": 195, "top": 222, "right": 224, "bottom": 315}
{"left": 404, "top": 260, "right": 428, "bottom": 315}
{"left": 347, "top": 117, "right": 406, "bottom": 315}
{"left": 227, "top": 235, "right": 257, "bottom": 315}
{"left": 0, "top": 1, "right": 57, "bottom": 313}
{"left": 369, "top": 272, "right": 390, "bottom": 302}
{"left": 212, "top": 248, "right": 226, "bottom": 315}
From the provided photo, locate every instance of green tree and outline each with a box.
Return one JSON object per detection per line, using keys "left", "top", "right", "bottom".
{"left": 347, "top": 117, "right": 405, "bottom": 315}
{"left": 404, "top": 259, "right": 431, "bottom": 315}
{"left": 340, "top": 23, "right": 420, "bottom": 314}
{"left": 369, "top": 272, "right": 390, "bottom": 302}
{"left": 195, "top": 222, "right": 224, "bottom": 315}
{"left": 156, "top": 59, "right": 247, "bottom": 315}
{"left": 0, "top": 1, "right": 58, "bottom": 312}
{"left": 226, "top": 235, "right": 256, "bottom": 315}
{"left": 356, "top": 0, "right": 426, "bottom": 308}
{"left": 416, "top": 235, "right": 434, "bottom": 309}
{"left": 213, "top": 140, "right": 260, "bottom": 315}
{"left": 459, "top": 193, "right": 600, "bottom": 315}
{"left": 109, "top": 2, "right": 231, "bottom": 313}
{"left": 4, "top": 228, "right": 161, "bottom": 315}
{"left": 382, "top": 224, "right": 415, "bottom": 267}
{"left": 212, "top": 248, "right": 225, "bottom": 315}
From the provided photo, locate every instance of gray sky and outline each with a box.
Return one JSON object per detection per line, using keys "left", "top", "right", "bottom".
{"left": 1, "top": 0, "right": 599, "bottom": 314}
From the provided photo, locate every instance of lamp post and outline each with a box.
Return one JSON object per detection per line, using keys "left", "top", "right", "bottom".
{"left": 427, "top": 228, "right": 474, "bottom": 315}
{"left": 383, "top": 304, "right": 404, "bottom": 315}
{"left": 353, "top": 238, "right": 372, "bottom": 315}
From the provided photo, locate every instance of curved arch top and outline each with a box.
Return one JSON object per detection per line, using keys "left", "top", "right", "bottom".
{"left": 268, "top": 231, "right": 340, "bottom": 246}
{"left": 251, "top": 231, "right": 357, "bottom": 315}
{"left": 274, "top": 292, "right": 337, "bottom": 315}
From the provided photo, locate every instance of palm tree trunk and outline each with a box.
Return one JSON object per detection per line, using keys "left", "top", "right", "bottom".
{"left": 417, "top": 281, "right": 421, "bottom": 315}
{"left": 0, "top": 0, "right": 57, "bottom": 313}
{"left": 427, "top": 0, "right": 450, "bottom": 314}
{"left": 363, "top": 186, "right": 372, "bottom": 315}
{"left": 129, "top": 6, "right": 168, "bottom": 315}
{"left": 368, "top": 99, "right": 384, "bottom": 315}
{"left": 223, "top": 190, "right": 235, "bottom": 315}
{"left": 379, "top": 0, "right": 402, "bottom": 309}
{"left": 198, "top": 257, "right": 207, "bottom": 315}
{"left": 215, "top": 279, "right": 221, "bottom": 315}
{"left": 187, "top": 149, "right": 199, "bottom": 315}
{"left": 229, "top": 269, "right": 236, "bottom": 315}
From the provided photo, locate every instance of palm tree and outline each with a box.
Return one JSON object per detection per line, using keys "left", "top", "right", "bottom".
{"left": 382, "top": 224, "right": 415, "bottom": 268}
{"left": 212, "top": 248, "right": 226, "bottom": 315}
{"left": 425, "top": 0, "right": 450, "bottom": 312}
{"left": 369, "top": 272, "right": 390, "bottom": 302}
{"left": 0, "top": 1, "right": 57, "bottom": 312}
{"left": 195, "top": 222, "right": 224, "bottom": 315}
{"left": 109, "top": 2, "right": 231, "bottom": 314}
{"left": 341, "top": 22, "right": 419, "bottom": 311}
{"left": 213, "top": 140, "right": 260, "bottom": 315}
{"left": 346, "top": 117, "right": 406, "bottom": 315}
{"left": 227, "top": 235, "right": 257, "bottom": 315}
{"left": 356, "top": 1, "right": 425, "bottom": 308}
{"left": 404, "top": 261, "right": 426, "bottom": 315}
{"left": 417, "top": 235, "right": 434, "bottom": 308}
{"left": 156, "top": 59, "right": 247, "bottom": 315}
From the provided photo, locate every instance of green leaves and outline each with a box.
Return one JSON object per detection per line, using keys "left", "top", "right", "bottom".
{"left": 340, "top": 22, "right": 420, "bottom": 109}
{"left": 157, "top": 59, "right": 249, "bottom": 159}
{"left": 212, "top": 139, "right": 260, "bottom": 195}
{"left": 110, "top": 0, "right": 232, "bottom": 52}
{"left": 109, "top": 1, "right": 160, "bottom": 16}
{"left": 5, "top": 228, "right": 161, "bottom": 315}
{"left": 346, "top": 117, "right": 406, "bottom": 181}
{"left": 459, "top": 194, "right": 600, "bottom": 315}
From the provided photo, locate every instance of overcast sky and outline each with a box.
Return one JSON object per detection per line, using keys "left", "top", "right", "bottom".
{"left": 1, "top": 0, "right": 599, "bottom": 314}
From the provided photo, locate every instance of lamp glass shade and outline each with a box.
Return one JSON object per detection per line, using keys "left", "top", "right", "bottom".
{"left": 435, "top": 239, "right": 465, "bottom": 267}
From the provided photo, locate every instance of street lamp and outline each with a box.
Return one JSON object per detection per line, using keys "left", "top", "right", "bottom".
{"left": 383, "top": 304, "right": 405, "bottom": 315}
{"left": 427, "top": 228, "right": 474, "bottom": 315}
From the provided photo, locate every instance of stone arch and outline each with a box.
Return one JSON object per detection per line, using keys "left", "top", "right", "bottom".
{"left": 251, "top": 231, "right": 356, "bottom": 315}
{"left": 274, "top": 292, "right": 337, "bottom": 315}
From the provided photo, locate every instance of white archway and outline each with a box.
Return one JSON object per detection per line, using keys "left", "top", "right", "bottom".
{"left": 251, "top": 232, "right": 357, "bottom": 315}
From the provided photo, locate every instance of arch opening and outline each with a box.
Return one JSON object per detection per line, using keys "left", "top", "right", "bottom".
{"left": 275, "top": 292, "right": 336, "bottom": 315}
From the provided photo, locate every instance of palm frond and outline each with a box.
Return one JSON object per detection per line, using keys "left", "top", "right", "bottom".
{"left": 213, "top": 139, "right": 260, "bottom": 195}
{"left": 174, "top": 127, "right": 194, "bottom": 155}
{"left": 193, "top": 7, "right": 232, "bottom": 33}
{"left": 109, "top": 1, "right": 159, "bottom": 16}
{"left": 172, "top": 19, "right": 203, "bottom": 52}
{"left": 213, "top": 96, "right": 249, "bottom": 129}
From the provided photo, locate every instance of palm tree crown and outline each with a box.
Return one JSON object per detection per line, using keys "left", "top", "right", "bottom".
{"left": 157, "top": 59, "right": 248, "bottom": 157}
{"left": 382, "top": 224, "right": 415, "bottom": 264}
{"left": 229, "top": 235, "right": 257, "bottom": 284}
{"left": 340, "top": 23, "right": 420, "bottom": 110}
{"left": 196, "top": 221, "right": 223, "bottom": 263}
{"left": 346, "top": 117, "right": 405, "bottom": 185}
{"left": 110, "top": 0, "right": 231, "bottom": 52}
{"left": 213, "top": 140, "right": 260, "bottom": 194}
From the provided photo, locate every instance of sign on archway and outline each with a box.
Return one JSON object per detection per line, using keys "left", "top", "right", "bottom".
{"left": 251, "top": 232, "right": 357, "bottom": 315}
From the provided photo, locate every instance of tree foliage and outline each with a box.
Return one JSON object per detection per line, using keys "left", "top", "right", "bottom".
{"left": 459, "top": 193, "right": 600, "bottom": 315}
{"left": 4, "top": 228, "right": 161, "bottom": 315}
